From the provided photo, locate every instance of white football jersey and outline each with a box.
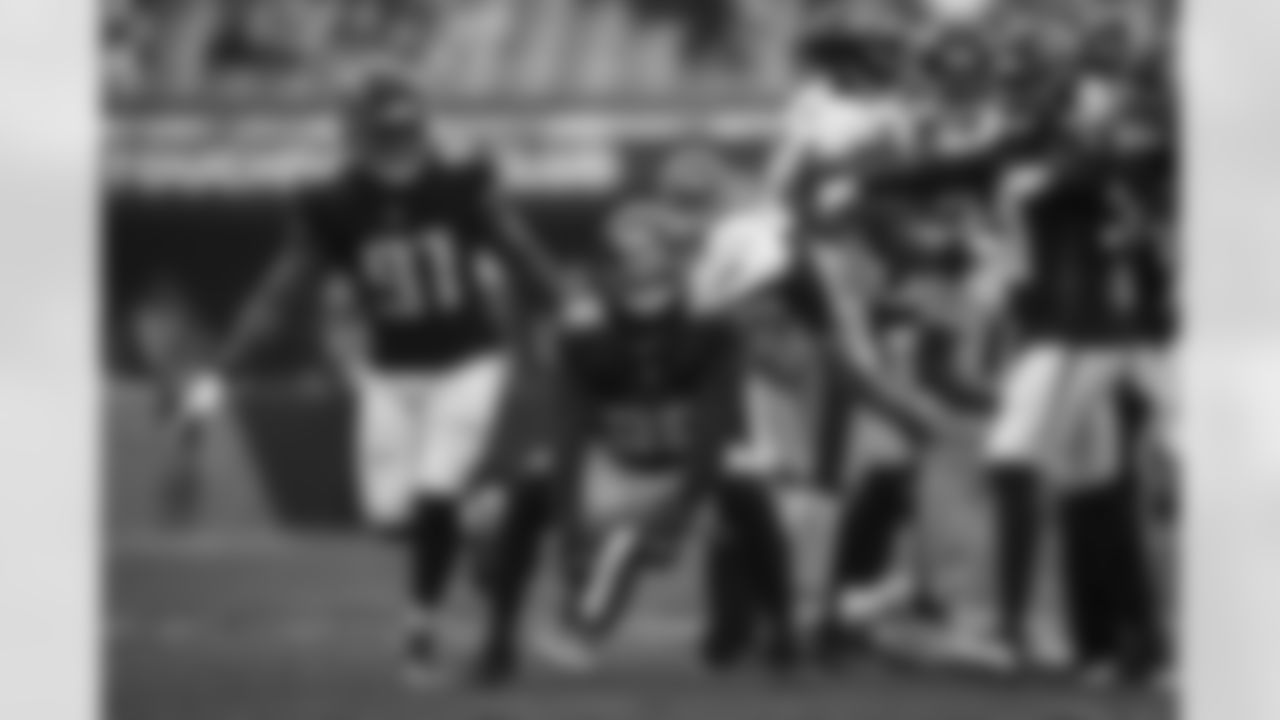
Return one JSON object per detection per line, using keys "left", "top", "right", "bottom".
{"left": 689, "top": 201, "right": 794, "bottom": 314}
{"left": 782, "top": 80, "right": 915, "bottom": 167}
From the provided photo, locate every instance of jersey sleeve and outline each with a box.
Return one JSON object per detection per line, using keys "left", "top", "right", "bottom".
{"left": 450, "top": 156, "right": 503, "bottom": 235}
{"left": 292, "top": 181, "right": 349, "bottom": 270}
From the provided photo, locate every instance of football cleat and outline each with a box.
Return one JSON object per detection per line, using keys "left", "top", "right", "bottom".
{"left": 468, "top": 637, "right": 518, "bottom": 688}
{"left": 534, "top": 626, "right": 600, "bottom": 675}
{"left": 401, "top": 616, "right": 448, "bottom": 691}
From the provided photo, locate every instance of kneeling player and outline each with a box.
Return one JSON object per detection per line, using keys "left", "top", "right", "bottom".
{"left": 472, "top": 186, "right": 796, "bottom": 680}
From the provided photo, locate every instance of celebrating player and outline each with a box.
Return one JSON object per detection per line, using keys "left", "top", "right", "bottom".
{"left": 980, "top": 64, "right": 1173, "bottom": 680}
{"left": 187, "top": 75, "right": 563, "bottom": 687}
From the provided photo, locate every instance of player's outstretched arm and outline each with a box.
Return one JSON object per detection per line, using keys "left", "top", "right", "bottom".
{"left": 806, "top": 242, "right": 947, "bottom": 445}
{"left": 217, "top": 236, "right": 314, "bottom": 374}
{"left": 484, "top": 189, "right": 569, "bottom": 310}
{"left": 180, "top": 204, "right": 319, "bottom": 423}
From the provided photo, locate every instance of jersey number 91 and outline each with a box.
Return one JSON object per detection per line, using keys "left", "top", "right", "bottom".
{"left": 361, "top": 230, "right": 465, "bottom": 320}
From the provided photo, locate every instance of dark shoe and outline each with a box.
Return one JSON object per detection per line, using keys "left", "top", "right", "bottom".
{"left": 469, "top": 639, "right": 518, "bottom": 688}
{"left": 702, "top": 621, "right": 755, "bottom": 671}
{"left": 810, "top": 618, "right": 870, "bottom": 669}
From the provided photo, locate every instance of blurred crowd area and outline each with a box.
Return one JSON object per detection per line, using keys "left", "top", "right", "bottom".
{"left": 106, "top": 0, "right": 1177, "bottom": 107}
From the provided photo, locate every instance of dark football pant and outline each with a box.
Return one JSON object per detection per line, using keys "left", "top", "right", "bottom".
{"left": 1059, "top": 382, "right": 1166, "bottom": 673}
{"left": 702, "top": 478, "right": 795, "bottom": 669}
{"left": 826, "top": 463, "right": 917, "bottom": 603}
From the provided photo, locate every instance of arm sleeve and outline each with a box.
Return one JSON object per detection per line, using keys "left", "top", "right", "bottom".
{"left": 291, "top": 183, "right": 343, "bottom": 270}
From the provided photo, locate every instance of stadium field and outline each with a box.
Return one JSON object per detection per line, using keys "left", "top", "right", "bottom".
{"left": 106, "top": 383, "right": 1173, "bottom": 720}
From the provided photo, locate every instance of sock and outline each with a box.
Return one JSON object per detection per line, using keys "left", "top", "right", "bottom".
{"left": 1112, "top": 387, "right": 1169, "bottom": 672}
{"left": 1107, "top": 476, "right": 1165, "bottom": 674}
{"left": 829, "top": 465, "right": 914, "bottom": 602}
{"left": 407, "top": 496, "right": 461, "bottom": 624}
{"left": 714, "top": 480, "right": 795, "bottom": 659}
{"left": 477, "top": 479, "right": 553, "bottom": 668}
{"left": 1060, "top": 482, "right": 1122, "bottom": 666}
{"left": 702, "top": 519, "right": 756, "bottom": 666}
{"left": 989, "top": 463, "right": 1041, "bottom": 649}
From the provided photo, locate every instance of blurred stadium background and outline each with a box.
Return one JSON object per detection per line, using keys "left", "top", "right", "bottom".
{"left": 105, "top": 1, "right": 1176, "bottom": 718}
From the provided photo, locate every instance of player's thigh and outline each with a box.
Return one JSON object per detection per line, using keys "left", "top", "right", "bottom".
{"left": 1052, "top": 373, "right": 1123, "bottom": 487}
{"left": 579, "top": 449, "right": 680, "bottom": 534}
{"left": 984, "top": 343, "right": 1075, "bottom": 464}
{"left": 354, "top": 374, "right": 424, "bottom": 525}
{"left": 725, "top": 370, "right": 814, "bottom": 484}
{"left": 415, "top": 353, "right": 514, "bottom": 494}
{"left": 1043, "top": 349, "right": 1130, "bottom": 485}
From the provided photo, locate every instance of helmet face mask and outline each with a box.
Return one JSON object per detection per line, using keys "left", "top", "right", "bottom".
{"left": 923, "top": 31, "right": 991, "bottom": 107}
{"left": 1066, "top": 74, "right": 1133, "bottom": 149}
{"left": 600, "top": 203, "right": 689, "bottom": 315}
{"left": 346, "top": 77, "right": 434, "bottom": 185}
{"left": 601, "top": 237, "right": 684, "bottom": 315}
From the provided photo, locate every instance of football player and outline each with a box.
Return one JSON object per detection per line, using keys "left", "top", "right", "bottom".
{"left": 980, "top": 65, "right": 1172, "bottom": 679}
{"left": 760, "top": 26, "right": 963, "bottom": 497}
{"left": 471, "top": 146, "right": 802, "bottom": 682}
{"left": 187, "top": 75, "right": 564, "bottom": 686}
{"left": 808, "top": 158, "right": 1012, "bottom": 666}
{"left": 914, "top": 28, "right": 1010, "bottom": 160}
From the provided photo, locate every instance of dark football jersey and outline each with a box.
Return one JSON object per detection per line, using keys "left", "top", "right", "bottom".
{"left": 1016, "top": 153, "right": 1157, "bottom": 344}
{"left": 559, "top": 301, "right": 742, "bottom": 472}
{"left": 1118, "top": 143, "right": 1178, "bottom": 343}
{"left": 299, "top": 160, "right": 503, "bottom": 369}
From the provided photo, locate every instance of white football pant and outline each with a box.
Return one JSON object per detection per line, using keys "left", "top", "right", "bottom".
{"left": 356, "top": 353, "right": 512, "bottom": 527}
{"left": 985, "top": 343, "right": 1173, "bottom": 487}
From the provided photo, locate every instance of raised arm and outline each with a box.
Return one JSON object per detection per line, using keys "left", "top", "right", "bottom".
{"left": 216, "top": 200, "right": 320, "bottom": 373}
{"left": 480, "top": 179, "right": 568, "bottom": 311}
{"left": 805, "top": 239, "right": 945, "bottom": 444}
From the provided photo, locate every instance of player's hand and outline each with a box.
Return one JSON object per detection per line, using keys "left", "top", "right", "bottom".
{"left": 178, "top": 369, "right": 228, "bottom": 422}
